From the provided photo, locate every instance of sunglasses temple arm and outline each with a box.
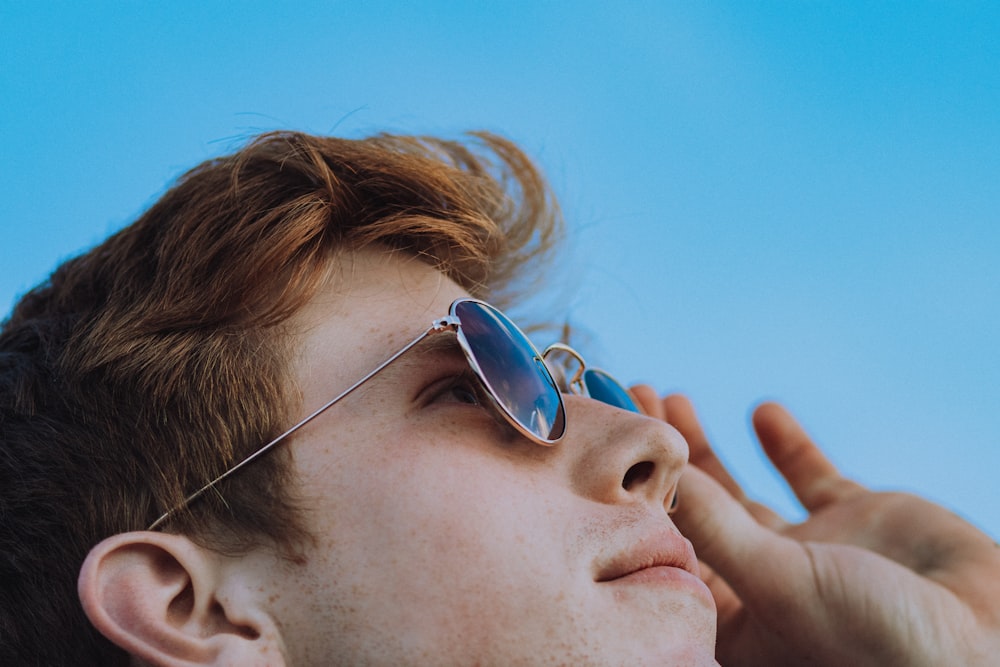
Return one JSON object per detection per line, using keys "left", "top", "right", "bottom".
{"left": 148, "top": 323, "right": 448, "bottom": 530}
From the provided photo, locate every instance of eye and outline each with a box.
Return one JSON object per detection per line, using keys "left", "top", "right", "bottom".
{"left": 420, "top": 369, "right": 523, "bottom": 444}
{"left": 428, "top": 372, "right": 485, "bottom": 407}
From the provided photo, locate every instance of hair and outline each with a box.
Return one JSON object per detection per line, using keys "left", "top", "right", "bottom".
{"left": 0, "top": 130, "right": 562, "bottom": 665}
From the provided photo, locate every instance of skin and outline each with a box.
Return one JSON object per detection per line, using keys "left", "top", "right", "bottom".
{"left": 77, "top": 245, "right": 999, "bottom": 665}
{"left": 253, "top": 249, "right": 718, "bottom": 665}
{"left": 632, "top": 388, "right": 1000, "bottom": 667}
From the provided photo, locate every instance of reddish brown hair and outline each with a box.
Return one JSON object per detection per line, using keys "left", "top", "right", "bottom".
{"left": 0, "top": 130, "right": 561, "bottom": 665}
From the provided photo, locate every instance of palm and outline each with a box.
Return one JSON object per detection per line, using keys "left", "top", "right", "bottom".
{"left": 711, "top": 491, "right": 988, "bottom": 666}
{"left": 630, "top": 388, "right": 1000, "bottom": 667}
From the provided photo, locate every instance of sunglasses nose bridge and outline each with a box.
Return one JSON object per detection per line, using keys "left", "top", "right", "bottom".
{"left": 542, "top": 343, "right": 640, "bottom": 414}
{"left": 542, "top": 343, "right": 589, "bottom": 395}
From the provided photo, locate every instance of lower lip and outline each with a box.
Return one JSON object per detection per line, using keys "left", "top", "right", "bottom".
{"left": 606, "top": 566, "right": 714, "bottom": 605}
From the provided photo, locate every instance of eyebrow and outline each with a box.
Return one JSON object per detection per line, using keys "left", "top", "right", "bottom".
{"left": 369, "top": 328, "right": 466, "bottom": 380}
{"left": 341, "top": 326, "right": 466, "bottom": 395}
{"left": 408, "top": 327, "right": 464, "bottom": 357}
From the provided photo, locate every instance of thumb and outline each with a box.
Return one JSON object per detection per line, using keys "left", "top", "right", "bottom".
{"left": 673, "top": 466, "right": 815, "bottom": 627}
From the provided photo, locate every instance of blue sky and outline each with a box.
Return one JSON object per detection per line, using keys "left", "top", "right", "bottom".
{"left": 3, "top": 2, "right": 998, "bottom": 537}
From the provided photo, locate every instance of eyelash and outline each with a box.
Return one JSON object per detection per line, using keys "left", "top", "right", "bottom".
{"left": 423, "top": 369, "right": 523, "bottom": 443}
{"left": 427, "top": 371, "right": 487, "bottom": 407}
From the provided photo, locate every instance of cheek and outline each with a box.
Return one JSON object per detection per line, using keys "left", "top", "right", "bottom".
{"left": 278, "top": 420, "right": 718, "bottom": 663}
{"left": 287, "top": 432, "right": 586, "bottom": 650}
{"left": 315, "top": 441, "right": 567, "bottom": 589}
{"left": 299, "top": 413, "right": 557, "bottom": 571}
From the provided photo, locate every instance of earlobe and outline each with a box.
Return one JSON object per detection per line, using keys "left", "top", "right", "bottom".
{"left": 78, "top": 531, "right": 286, "bottom": 666}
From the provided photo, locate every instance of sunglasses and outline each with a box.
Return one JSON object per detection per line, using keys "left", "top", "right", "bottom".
{"left": 540, "top": 342, "right": 640, "bottom": 413}
{"left": 148, "top": 298, "right": 639, "bottom": 530}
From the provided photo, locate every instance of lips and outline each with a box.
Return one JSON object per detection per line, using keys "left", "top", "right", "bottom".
{"left": 595, "top": 530, "right": 699, "bottom": 583}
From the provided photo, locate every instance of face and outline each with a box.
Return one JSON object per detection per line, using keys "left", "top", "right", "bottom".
{"left": 261, "top": 248, "right": 717, "bottom": 665}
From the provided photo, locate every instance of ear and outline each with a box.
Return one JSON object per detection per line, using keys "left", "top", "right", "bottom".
{"left": 78, "top": 531, "right": 286, "bottom": 666}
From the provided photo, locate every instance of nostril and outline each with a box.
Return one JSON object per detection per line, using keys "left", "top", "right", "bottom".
{"left": 622, "top": 461, "right": 654, "bottom": 491}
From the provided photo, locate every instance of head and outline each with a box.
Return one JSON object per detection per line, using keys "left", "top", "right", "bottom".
{"left": 0, "top": 130, "right": 715, "bottom": 664}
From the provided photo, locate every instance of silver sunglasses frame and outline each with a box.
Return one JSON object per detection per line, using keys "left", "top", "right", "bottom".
{"left": 148, "top": 298, "right": 565, "bottom": 530}
{"left": 541, "top": 342, "right": 641, "bottom": 411}
{"left": 541, "top": 342, "right": 678, "bottom": 514}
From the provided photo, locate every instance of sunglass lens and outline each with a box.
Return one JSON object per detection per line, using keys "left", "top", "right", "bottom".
{"left": 583, "top": 369, "right": 640, "bottom": 413}
{"left": 454, "top": 300, "right": 566, "bottom": 442}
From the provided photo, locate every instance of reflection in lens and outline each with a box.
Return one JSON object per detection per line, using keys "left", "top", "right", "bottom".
{"left": 583, "top": 369, "right": 640, "bottom": 413}
{"left": 455, "top": 300, "right": 566, "bottom": 441}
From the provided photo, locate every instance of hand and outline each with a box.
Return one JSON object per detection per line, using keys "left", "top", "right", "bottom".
{"left": 632, "top": 388, "right": 1000, "bottom": 667}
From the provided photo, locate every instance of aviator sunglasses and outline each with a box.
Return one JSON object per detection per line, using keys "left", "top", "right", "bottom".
{"left": 149, "top": 298, "right": 640, "bottom": 530}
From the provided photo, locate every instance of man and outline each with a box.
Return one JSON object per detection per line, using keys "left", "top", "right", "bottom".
{"left": 2, "top": 130, "right": 998, "bottom": 665}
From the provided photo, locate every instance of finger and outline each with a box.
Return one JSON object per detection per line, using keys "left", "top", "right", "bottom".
{"left": 636, "top": 389, "right": 788, "bottom": 527}
{"left": 752, "top": 402, "right": 866, "bottom": 512}
{"left": 673, "top": 466, "right": 812, "bottom": 626}
{"left": 629, "top": 384, "right": 665, "bottom": 420}
{"left": 662, "top": 394, "right": 745, "bottom": 499}
{"left": 744, "top": 499, "right": 789, "bottom": 531}
{"left": 695, "top": 558, "right": 742, "bottom": 623}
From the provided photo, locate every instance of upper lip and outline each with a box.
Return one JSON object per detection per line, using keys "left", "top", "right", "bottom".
{"left": 594, "top": 530, "right": 698, "bottom": 582}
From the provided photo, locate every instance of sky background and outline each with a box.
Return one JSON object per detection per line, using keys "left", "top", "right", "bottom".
{"left": 3, "top": 2, "right": 998, "bottom": 537}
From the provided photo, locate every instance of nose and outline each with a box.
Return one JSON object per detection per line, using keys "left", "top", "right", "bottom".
{"left": 561, "top": 395, "right": 687, "bottom": 512}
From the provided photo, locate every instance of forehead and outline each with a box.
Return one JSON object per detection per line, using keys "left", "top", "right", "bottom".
{"left": 290, "top": 248, "right": 469, "bottom": 406}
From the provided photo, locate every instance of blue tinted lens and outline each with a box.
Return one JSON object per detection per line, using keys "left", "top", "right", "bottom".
{"left": 454, "top": 300, "right": 566, "bottom": 442}
{"left": 583, "top": 369, "right": 640, "bottom": 413}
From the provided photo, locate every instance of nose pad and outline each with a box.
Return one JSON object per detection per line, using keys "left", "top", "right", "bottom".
{"left": 562, "top": 396, "right": 687, "bottom": 512}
